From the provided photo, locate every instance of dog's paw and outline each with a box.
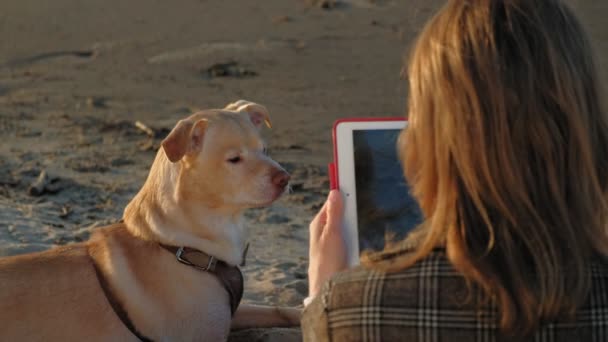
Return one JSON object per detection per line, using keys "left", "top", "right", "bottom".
{"left": 277, "top": 307, "right": 302, "bottom": 326}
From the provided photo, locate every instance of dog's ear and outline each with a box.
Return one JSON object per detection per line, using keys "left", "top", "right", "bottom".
{"left": 244, "top": 103, "right": 272, "bottom": 129}
{"left": 225, "top": 100, "right": 272, "bottom": 129}
{"left": 161, "top": 119, "right": 208, "bottom": 162}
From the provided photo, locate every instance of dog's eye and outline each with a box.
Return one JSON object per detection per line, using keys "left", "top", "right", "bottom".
{"left": 227, "top": 156, "right": 242, "bottom": 164}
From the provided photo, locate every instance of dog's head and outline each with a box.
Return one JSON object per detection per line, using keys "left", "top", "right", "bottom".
{"left": 161, "top": 100, "right": 289, "bottom": 209}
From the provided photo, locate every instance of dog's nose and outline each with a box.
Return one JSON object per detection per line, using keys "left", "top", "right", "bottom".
{"left": 272, "top": 170, "right": 290, "bottom": 188}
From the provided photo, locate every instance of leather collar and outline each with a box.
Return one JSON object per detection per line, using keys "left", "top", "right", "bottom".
{"left": 159, "top": 244, "right": 246, "bottom": 316}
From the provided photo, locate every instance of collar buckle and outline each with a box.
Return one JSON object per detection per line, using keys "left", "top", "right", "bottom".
{"left": 175, "top": 246, "right": 217, "bottom": 272}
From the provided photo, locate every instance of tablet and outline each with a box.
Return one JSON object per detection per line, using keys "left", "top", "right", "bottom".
{"left": 330, "top": 118, "right": 423, "bottom": 266}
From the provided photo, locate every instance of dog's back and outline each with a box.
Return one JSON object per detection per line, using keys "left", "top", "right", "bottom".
{"left": 0, "top": 242, "right": 134, "bottom": 341}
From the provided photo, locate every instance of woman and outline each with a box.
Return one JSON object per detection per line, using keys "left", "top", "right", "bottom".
{"left": 303, "top": 0, "right": 608, "bottom": 341}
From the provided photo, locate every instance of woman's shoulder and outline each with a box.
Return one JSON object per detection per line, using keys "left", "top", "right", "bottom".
{"left": 306, "top": 248, "right": 489, "bottom": 341}
{"left": 321, "top": 248, "right": 465, "bottom": 311}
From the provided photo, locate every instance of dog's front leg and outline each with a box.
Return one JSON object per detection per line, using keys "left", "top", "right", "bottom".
{"left": 231, "top": 304, "right": 301, "bottom": 330}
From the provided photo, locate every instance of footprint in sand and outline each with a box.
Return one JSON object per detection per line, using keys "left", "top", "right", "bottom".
{"left": 147, "top": 40, "right": 294, "bottom": 64}
{"left": 306, "top": 0, "right": 393, "bottom": 10}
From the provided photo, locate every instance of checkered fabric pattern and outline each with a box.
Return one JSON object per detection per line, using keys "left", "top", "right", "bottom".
{"left": 302, "top": 248, "right": 608, "bottom": 342}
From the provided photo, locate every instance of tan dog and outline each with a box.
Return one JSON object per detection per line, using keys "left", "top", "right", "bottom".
{"left": 0, "top": 100, "right": 300, "bottom": 341}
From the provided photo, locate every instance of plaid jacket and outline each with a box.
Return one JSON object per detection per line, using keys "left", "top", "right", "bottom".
{"left": 302, "top": 248, "right": 608, "bottom": 342}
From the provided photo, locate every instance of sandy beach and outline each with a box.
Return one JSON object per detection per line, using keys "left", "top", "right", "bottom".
{"left": 1, "top": 0, "right": 606, "bottom": 339}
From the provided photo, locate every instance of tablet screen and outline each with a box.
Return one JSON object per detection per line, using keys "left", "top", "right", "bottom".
{"left": 353, "top": 129, "right": 423, "bottom": 253}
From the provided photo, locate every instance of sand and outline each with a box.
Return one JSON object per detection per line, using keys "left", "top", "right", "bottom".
{"left": 1, "top": 0, "right": 606, "bottom": 340}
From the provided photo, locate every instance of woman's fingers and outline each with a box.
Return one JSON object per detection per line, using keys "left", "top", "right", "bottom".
{"left": 324, "top": 190, "right": 344, "bottom": 238}
{"left": 309, "top": 199, "right": 329, "bottom": 241}
{"left": 307, "top": 190, "right": 348, "bottom": 299}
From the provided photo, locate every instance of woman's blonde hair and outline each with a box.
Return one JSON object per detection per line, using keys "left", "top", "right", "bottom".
{"left": 367, "top": 0, "right": 608, "bottom": 335}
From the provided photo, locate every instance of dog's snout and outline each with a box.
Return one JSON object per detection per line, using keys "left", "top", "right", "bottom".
{"left": 272, "top": 170, "right": 290, "bottom": 188}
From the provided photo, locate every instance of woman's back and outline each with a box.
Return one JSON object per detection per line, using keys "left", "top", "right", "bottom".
{"left": 303, "top": 248, "right": 608, "bottom": 341}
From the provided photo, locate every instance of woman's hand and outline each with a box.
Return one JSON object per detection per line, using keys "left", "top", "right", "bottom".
{"left": 308, "top": 190, "right": 348, "bottom": 299}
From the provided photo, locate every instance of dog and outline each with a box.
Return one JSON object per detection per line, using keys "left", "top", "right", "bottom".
{"left": 0, "top": 100, "right": 300, "bottom": 341}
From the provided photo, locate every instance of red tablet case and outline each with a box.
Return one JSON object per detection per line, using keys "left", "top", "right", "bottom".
{"left": 329, "top": 117, "right": 406, "bottom": 190}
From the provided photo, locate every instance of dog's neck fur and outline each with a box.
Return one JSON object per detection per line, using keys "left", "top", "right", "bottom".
{"left": 123, "top": 150, "right": 246, "bottom": 266}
